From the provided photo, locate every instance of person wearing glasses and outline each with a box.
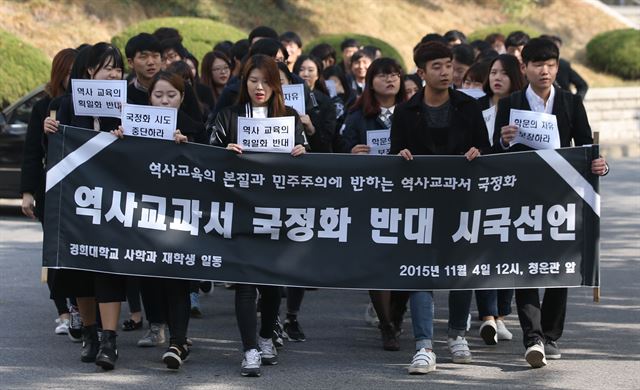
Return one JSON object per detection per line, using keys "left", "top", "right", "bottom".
{"left": 201, "top": 50, "right": 234, "bottom": 109}
{"left": 341, "top": 58, "right": 411, "bottom": 352}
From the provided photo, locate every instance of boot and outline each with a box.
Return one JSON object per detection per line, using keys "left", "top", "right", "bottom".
{"left": 380, "top": 322, "right": 400, "bottom": 351}
{"left": 80, "top": 324, "right": 99, "bottom": 363}
{"left": 95, "top": 330, "right": 118, "bottom": 370}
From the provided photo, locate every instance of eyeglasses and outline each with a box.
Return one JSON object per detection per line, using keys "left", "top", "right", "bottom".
{"left": 212, "top": 66, "right": 230, "bottom": 73}
{"left": 375, "top": 72, "right": 401, "bottom": 80}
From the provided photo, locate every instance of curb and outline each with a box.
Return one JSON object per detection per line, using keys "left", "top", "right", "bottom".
{"left": 599, "top": 143, "right": 640, "bottom": 158}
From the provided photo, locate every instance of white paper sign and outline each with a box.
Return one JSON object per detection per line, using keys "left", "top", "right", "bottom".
{"left": 482, "top": 105, "right": 496, "bottom": 146}
{"left": 237, "top": 116, "right": 296, "bottom": 153}
{"left": 457, "top": 88, "right": 486, "bottom": 99}
{"left": 121, "top": 104, "right": 177, "bottom": 141}
{"left": 325, "top": 79, "right": 338, "bottom": 98}
{"left": 509, "top": 109, "right": 560, "bottom": 150}
{"left": 366, "top": 129, "right": 391, "bottom": 155}
{"left": 71, "top": 79, "right": 127, "bottom": 118}
{"left": 282, "top": 84, "right": 306, "bottom": 115}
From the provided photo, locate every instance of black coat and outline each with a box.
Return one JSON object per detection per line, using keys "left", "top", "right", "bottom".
{"left": 390, "top": 88, "right": 491, "bottom": 156}
{"left": 342, "top": 108, "right": 390, "bottom": 153}
{"left": 556, "top": 58, "right": 588, "bottom": 99}
{"left": 210, "top": 103, "right": 307, "bottom": 149}
{"left": 56, "top": 93, "right": 121, "bottom": 132}
{"left": 20, "top": 95, "right": 51, "bottom": 220}
{"left": 493, "top": 86, "right": 593, "bottom": 151}
{"left": 305, "top": 89, "right": 336, "bottom": 153}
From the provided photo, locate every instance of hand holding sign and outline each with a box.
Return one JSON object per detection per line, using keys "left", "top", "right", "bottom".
{"left": 509, "top": 109, "right": 560, "bottom": 150}
{"left": 71, "top": 79, "right": 127, "bottom": 118}
{"left": 121, "top": 104, "right": 177, "bottom": 141}
{"left": 366, "top": 129, "right": 391, "bottom": 155}
{"left": 237, "top": 116, "right": 296, "bottom": 153}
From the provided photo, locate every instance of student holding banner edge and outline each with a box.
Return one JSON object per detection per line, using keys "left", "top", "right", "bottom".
{"left": 343, "top": 57, "right": 406, "bottom": 155}
{"left": 44, "top": 42, "right": 127, "bottom": 371}
{"left": 493, "top": 37, "right": 608, "bottom": 368}
{"left": 341, "top": 57, "right": 410, "bottom": 351}
{"left": 473, "top": 53, "right": 526, "bottom": 345}
{"left": 390, "top": 41, "right": 490, "bottom": 374}
{"left": 21, "top": 47, "right": 83, "bottom": 341}
{"left": 210, "top": 54, "right": 307, "bottom": 377}
{"left": 113, "top": 70, "right": 202, "bottom": 369}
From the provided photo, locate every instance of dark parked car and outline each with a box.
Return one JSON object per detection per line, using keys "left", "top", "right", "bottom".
{"left": 0, "top": 85, "right": 47, "bottom": 198}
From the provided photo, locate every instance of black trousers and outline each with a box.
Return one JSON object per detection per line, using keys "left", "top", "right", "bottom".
{"left": 140, "top": 277, "right": 190, "bottom": 345}
{"left": 235, "top": 284, "right": 281, "bottom": 351}
{"left": 125, "top": 277, "right": 142, "bottom": 314}
{"left": 515, "top": 288, "right": 567, "bottom": 347}
{"left": 140, "top": 278, "right": 165, "bottom": 324}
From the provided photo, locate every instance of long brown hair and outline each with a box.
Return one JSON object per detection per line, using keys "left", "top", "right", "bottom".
{"left": 237, "top": 54, "right": 287, "bottom": 117}
{"left": 201, "top": 50, "right": 232, "bottom": 99}
{"left": 351, "top": 57, "right": 406, "bottom": 118}
{"left": 45, "top": 48, "right": 77, "bottom": 98}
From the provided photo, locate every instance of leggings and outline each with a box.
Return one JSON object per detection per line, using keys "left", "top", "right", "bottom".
{"left": 235, "top": 284, "right": 281, "bottom": 351}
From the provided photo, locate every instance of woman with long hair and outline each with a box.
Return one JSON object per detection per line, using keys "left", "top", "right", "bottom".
{"left": 342, "top": 57, "right": 410, "bottom": 351}
{"left": 210, "top": 54, "right": 307, "bottom": 377}
{"left": 200, "top": 50, "right": 233, "bottom": 110}
{"left": 43, "top": 42, "right": 127, "bottom": 371}
{"left": 291, "top": 55, "right": 336, "bottom": 153}
{"left": 21, "top": 47, "right": 80, "bottom": 340}
{"left": 474, "top": 54, "right": 525, "bottom": 344}
{"left": 477, "top": 54, "right": 525, "bottom": 145}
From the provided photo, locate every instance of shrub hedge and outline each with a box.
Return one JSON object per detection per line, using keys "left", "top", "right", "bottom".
{"left": 586, "top": 29, "right": 640, "bottom": 80}
{"left": 467, "top": 23, "right": 541, "bottom": 43}
{"left": 0, "top": 29, "right": 50, "bottom": 108}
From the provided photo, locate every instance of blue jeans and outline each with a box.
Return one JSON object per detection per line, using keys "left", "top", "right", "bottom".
{"left": 475, "top": 289, "right": 514, "bottom": 318}
{"left": 409, "top": 291, "right": 433, "bottom": 350}
{"left": 448, "top": 290, "right": 472, "bottom": 338}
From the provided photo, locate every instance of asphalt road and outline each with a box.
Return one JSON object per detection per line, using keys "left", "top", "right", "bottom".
{"left": 0, "top": 158, "right": 638, "bottom": 390}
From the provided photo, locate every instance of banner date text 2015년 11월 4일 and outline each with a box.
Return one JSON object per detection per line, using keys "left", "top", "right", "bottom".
{"left": 43, "top": 125, "right": 600, "bottom": 290}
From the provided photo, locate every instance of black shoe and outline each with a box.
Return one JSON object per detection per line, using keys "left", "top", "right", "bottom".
{"left": 544, "top": 340, "right": 561, "bottom": 359}
{"left": 199, "top": 281, "right": 212, "bottom": 293}
{"left": 95, "top": 330, "right": 118, "bottom": 370}
{"left": 284, "top": 318, "right": 306, "bottom": 342}
{"left": 163, "top": 344, "right": 190, "bottom": 369}
{"left": 122, "top": 318, "right": 143, "bottom": 331}
{"left": 380, "top": 323, "right": 399, "bottom": 351}
{"left": 80, "top": 325, "right": 99, "bottom": 363}
{"left": 273, "top": 316, "right": 285, "bottom": 348}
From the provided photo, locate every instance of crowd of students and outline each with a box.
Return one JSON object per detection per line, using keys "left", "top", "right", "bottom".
{"left": 21, "top": 24, "right": 608, "bottom": 376}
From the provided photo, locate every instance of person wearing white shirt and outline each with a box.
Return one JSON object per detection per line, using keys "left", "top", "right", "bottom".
{"left": 494, "top": 37, "right": 608, "bottom": 369}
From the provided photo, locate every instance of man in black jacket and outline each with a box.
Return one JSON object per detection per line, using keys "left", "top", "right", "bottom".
{"left": 494, "top": 37, "right": 608, "bottom": 369}
{"left": 390, "top": 41, "right": 490, "bottom": 374}
{"left": 125, "top": 33, "right": 162, "bottom": 106}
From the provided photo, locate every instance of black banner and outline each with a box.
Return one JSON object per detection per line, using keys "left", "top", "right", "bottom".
{"left": 43, "top": 126, "right": 600, "bottom": 290}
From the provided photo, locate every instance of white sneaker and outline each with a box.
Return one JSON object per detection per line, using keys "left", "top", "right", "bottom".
{"left": 364, "top": 302, "right": 379, "bottom": 326}
{"left": 55, "top": 318, "right": 69, "bottom": 335}
{"left": 496, "top": 319, "right": 513, "bottom": 340}
{"left": 479, "top": 320, "right": 498, "bottom": 345}
{"left": 257, "top": 336, "right": 278, "bottom": 365}
{"left": 448, "top": 336, "right": 473, "bottom": 363}
{"left": 525, "top": 341, "right": 547, "bottom": 368}
{"left": 408, "top": 348, "right": 436, "bottom": 374}
{"left": 241, "top": 349, "right": 261, "bottom": 377}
